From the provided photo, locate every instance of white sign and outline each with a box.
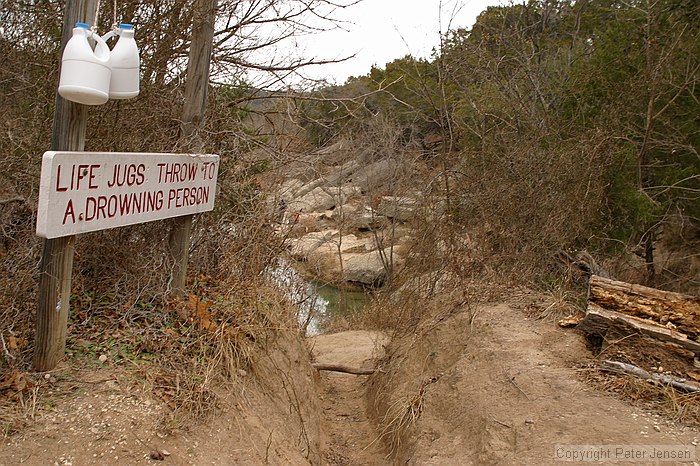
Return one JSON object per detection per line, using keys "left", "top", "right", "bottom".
{"left": 36, "top": 151, "right": 219, "bottom": 238}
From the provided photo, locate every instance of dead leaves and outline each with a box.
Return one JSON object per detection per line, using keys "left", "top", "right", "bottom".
{"left": 0, "top": 370, "right": 34, "bottom": 399}
{"left": 168, "top": 294, "right": 257, "bottom": 340}
{"left": 169, "top": 295, "right": 216, "bottom": 332}
{"left": 1, "top": 333, "right": 29, "bottom": 363}
{"left": 5, "top": 336, "right": 28, "bottom": 352}
{"left": 0, "top": 335, "right": 30, "bottom": 401}
{"left": 188, "top": 295, "right": 216, "bottom": 332}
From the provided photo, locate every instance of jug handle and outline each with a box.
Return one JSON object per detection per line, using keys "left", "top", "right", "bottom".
{"left": 87, "top": 29, "right": 111, "bottom": 61}
{"left": 101, "top": 29, "right": 119, "bottom": 43}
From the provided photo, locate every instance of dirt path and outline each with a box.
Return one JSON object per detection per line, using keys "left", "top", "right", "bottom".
{"left": 307, "top": 303, "right": 700, "bottom": 465}
{"left": 2, "top": 303, "right": 698, "bottom": 465}
{"left": 378, "top": 301, "right": 700, "bottom": 464}
{"left": 309, "top": 331, "right": 390, "bottom": 465}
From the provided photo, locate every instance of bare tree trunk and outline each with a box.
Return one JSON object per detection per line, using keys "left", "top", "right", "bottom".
{"left": 644, "top": 228, "right": 656, "bottom": 286}
{"left": 169, "top": 0, "right": 217, "bottom": 295}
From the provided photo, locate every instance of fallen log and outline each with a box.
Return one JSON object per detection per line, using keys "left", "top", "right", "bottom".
{"left": 580, "top": 304, "right": 700, "bottom": 355}
{"left": 312, "top": 362, "right": 375, "bottom": 375}
{"left": 601, "top": 360, "right": 700, "bottom": 393}
{"left": 589, "top": 275, "right": 700, "bottom": 339}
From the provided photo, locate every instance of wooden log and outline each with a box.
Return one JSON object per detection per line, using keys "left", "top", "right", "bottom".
{"left": 601, "top": 360, "right": 700, "bottom": 393}
{"left": 581, "top": 304, "right": 700, "bottom": 355}
{"left": 312, "top": 363, "right": 375, "bottom": 375}
{"left": 589, "top": 275, "right": 700, "bottom": 339}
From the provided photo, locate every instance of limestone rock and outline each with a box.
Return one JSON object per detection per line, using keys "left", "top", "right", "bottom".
{"left": 342, "top": 247, "right": 396, "bottom": 286}
{"left": 376, "top": 196, "right": 417, "bottom": 222}
{"left": 279, "top": 178, "right": 305, "bottom": 201}
{"left": 288, "top": 230, "right": 339, "bottom": 260}
{"left": 349, "top": 158, "right": 401, "bottom": 192}
{"left": 332, "top": 204, "right": 386, "bottom": 230}
{"left": 288, "top": 186, "right": 360, "bottom": 214}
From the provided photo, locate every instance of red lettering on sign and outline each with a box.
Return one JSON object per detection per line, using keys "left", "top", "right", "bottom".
{"left": 107, "top": 163, "right": 147, "bottom": 188}
{"left": 107, "top": 195, "right": 117, "bottom": 218}
{"left": 62, "top": 199, "right": 75, "bottom": 225}
{"left": 88, "top": 165, "right": 100, "bottom": 189}
{"left": 96, "top": 196, "right": 107, "bottom": 219}
{"left": 56, "top": 164, "right": 101, "bottom": 191}
{"left": 56, "top": 165, "right": 68, "bottom": 192}
{"left": 167, "top": 186, "right": 210, "bottom": 209}
{"left": 157, "top": 162, "right": 199, "bottom": 183}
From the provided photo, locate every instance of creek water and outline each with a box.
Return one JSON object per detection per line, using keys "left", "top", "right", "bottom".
{"left": 270, "top": 258, "right": 372, "bottom": 335}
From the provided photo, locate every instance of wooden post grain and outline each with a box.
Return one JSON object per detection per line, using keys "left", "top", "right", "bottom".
{"left": 34, "top": 0, "right": 97, "bottom": 371}
{"left": 169, "top": 0, "right": 217, "bottom": 295}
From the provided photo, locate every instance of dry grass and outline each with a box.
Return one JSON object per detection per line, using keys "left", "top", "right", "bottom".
{"left": 367, "top": 374, "right": 441, "bottom": 459}
{"left": 361, "top": 278, "right": 479, "bottom": 460}
{"left": 587, "top": 366, "right": 700, "bottom": 427}
{"left": 0, "top": 147, "right": 296, "bottom": 437}
{"left": 537, "top": 286, "right": 585, "bottom": 321}
{"left": 0, "top": 43, "right": 304, "bottom": 436}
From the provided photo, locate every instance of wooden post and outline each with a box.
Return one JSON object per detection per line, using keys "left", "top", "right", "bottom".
{"left": 169, "top": 0, "right": 217, "bottom": 295}
{"left": 34, "top": 0, "right": 98, "bottom": 371}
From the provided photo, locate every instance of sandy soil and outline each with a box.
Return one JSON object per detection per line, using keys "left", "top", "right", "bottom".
{"left": 0, "top": 329, "right": 322, "bottom": 466}
{"left": 366, "top": 300, "right": 700, "bottom": 465}
{"left": 2, "top": 301, "right": 699, "bottom": 465}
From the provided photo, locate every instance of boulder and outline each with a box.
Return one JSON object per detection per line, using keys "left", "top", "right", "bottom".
{"left": 288, "top": 185, "right": 360, "bottom": 214}
{"left": 349, "top": 158, "right": 401, "bottom": 192}
{"left": 323, "top": 160, "right": 361, "bottom": 186}
{"left": 288, "top": 186, "right": 334, "bottom": 213}
{"left": 290, "top": 230, "right": 403, "bottom": 286}
{"left": 337, "top": 234, "right": 374, "bottom": 254}
{"left": 312, "top": 139, "right": 352, "bottom": 166}
{"left": 375, "top": 196, "right": 417, "bottom": 222}
{"left": 288, "top": 230, "right": 339, "bottom": 260}
{"left": 278, "top": 178, "right": 305, "bottom": 201}
{"left": 306, "top": 234, "right": 373, "bottom": 264}
{"left": 293, "top": 178, "right": 327, "bottom": 200}
{"left": 333, "top": 204, "right": 386, "bottom": 230}
{"left": 342, "top": 247, "right": 397, "bottom": 286}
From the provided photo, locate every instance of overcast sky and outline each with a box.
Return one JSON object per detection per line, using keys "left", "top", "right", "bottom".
{"left": 294, "top": 0, "right": 504, "bottom": 84}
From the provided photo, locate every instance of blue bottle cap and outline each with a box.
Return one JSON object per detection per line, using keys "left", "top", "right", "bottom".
{"left": 119, "top": 23, "right": 134, "bottom": 29}
{"left": 75, "top": 22, "right": 90, "bottom": 29}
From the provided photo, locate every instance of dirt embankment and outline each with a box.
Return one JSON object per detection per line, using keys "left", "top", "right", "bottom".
{"left": 0, "top": 327, "right": 322, "bottom": 466}
{"left": 3, "top": 291, "right": 699, "bottom": 465}
{"left": 365, "top": 294, "right": 699, "bottom": 465}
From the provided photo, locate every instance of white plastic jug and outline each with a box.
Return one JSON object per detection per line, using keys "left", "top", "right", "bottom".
{"left": 103, "top": 24, "right": 140, "bottom": 99}
{"left": 58, "top": 22, "right": 112, "bottom": 105}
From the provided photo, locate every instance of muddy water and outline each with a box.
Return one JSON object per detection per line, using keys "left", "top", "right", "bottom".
{"left": 269, "top": 258, "right": 372, "bottom": 335}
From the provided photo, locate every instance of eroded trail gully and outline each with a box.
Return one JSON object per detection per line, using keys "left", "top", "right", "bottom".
{"left": 310, "top": 331, "right": 390, "bottom": 465}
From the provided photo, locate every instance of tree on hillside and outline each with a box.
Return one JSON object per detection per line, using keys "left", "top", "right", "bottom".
{"left": 296, "top": 0, "right": 699, "bottom": 291}
{"left": 421, "top": 0, "right": 699, "bottom": 287}
{"left": 559, "top": 0, "right": 700, "bottom": 284}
